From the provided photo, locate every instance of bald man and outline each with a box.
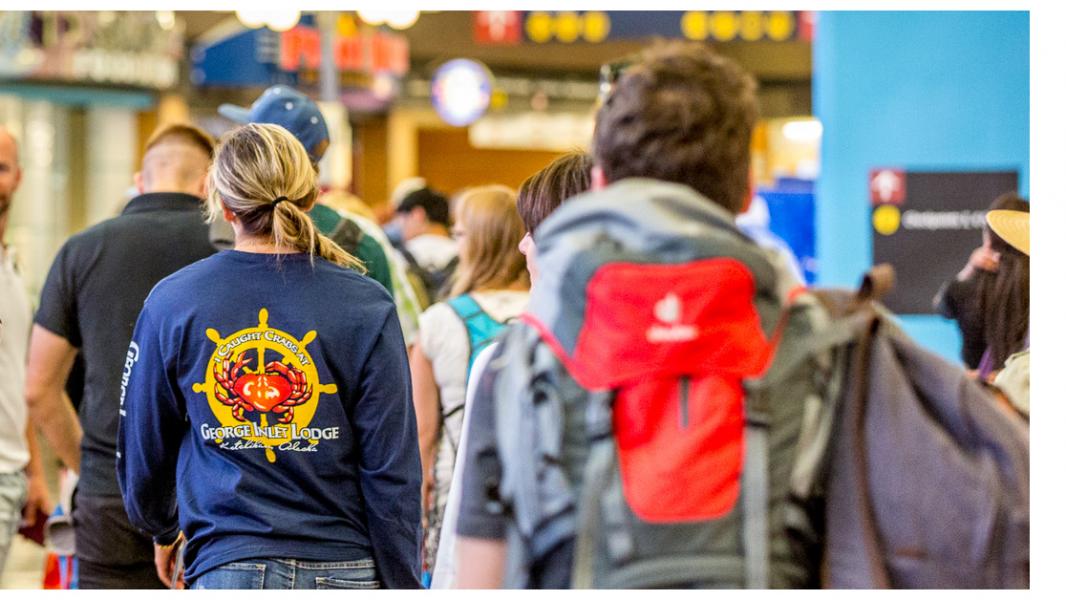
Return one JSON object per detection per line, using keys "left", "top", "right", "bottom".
{"left": 0, "top": 126, "right": 51, "bottom": 578}
{"left": 25, "top": 123, "right": 217, "bottom": 588}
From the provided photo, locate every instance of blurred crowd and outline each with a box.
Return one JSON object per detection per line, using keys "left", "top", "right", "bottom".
{"left": 0, "top": 40, "right": 1029, "bottom": 590}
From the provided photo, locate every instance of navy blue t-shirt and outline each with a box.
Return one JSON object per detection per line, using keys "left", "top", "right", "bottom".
{"left": 116, "top": 250, "right": 422, "bottom": 588}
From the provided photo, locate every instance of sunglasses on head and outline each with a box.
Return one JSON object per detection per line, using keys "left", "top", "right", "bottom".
{"left": 597, "top": 58, "right": 635, "bottom": 104}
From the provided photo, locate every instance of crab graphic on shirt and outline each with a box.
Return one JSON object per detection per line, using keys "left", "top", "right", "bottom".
{"left": 193, "top": 308, "right": 338, "bottom": 462}
{"left": 213, "top": 350, "right": 311, "bottom": 424}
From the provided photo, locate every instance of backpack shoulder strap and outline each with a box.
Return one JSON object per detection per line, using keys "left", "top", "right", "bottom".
{"left": 329, "top": 217, "right": 365, "bottom": 255}
{"left": 571, "top": 388, "right": 616, "bottom": 588}
{"left": 446, "top": 293, "right": 482, "bottom": 320}
{"left": 446, "top": 294, "right": 507, "bottom": 378}
{"left": 398, "top": 245, "right": 445, "bottom": 304}
{"left": 443, "top": 254, "right": 460, "bottom": 274}
{"left": 495, "top": 323, "right": 577, "bottom": 588}
{"left": 398, "top": 245, "right": 431, "bottom": 282}
{"left": 431, "top": 255, "right": 461, "bottom": 300}
{"left": 740, "top": 388, "right": 771, "bottom": 589}
{"left": 397, "top": 244, "right": 417, "bottom": 268}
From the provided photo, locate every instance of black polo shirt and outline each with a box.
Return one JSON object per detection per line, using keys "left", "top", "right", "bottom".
{"left": 35, "top": 192, "right": 217, "bottom": 496}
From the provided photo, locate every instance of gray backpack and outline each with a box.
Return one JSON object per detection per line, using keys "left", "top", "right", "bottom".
{"left": 487, "top": 179, "right": 1029, "bottom": 589}
{"left": 811, "top": 274, "right": 1030, "bottom": 588}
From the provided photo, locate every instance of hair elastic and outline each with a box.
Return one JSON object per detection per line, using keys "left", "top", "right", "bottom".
{"left": 272, "top": 196, "right": 290, "bottom": 207}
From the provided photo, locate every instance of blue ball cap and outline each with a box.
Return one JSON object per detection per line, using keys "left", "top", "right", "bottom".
{"left": 218, "top": 85, "right": 330, "bottom": 163}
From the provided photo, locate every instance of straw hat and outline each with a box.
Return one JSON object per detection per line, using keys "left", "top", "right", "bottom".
{"left": 986, "top": 209, "right": 1029, "bottom": 256}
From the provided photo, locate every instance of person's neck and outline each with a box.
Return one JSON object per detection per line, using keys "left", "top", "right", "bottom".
{"left": 140, "top": 187, "right": 203, "bottom": 201}
{"left": 424, "top": 223, "right": 450, "bottom": 238}
{"left": 233, "top": 233, "right": 300, "bottom": 255}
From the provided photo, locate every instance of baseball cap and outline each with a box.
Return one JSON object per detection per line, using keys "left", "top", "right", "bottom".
{"left": 218, "top": 85, "right": 330, "bottom": 163}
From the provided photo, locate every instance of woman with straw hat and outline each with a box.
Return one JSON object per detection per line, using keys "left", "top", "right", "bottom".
{"left": 985, "top": 207, "right": 1030, "bottom": 418}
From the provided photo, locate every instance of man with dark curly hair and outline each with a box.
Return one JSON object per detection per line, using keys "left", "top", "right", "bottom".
{"left": 452, "top": 40, "right": 767, "bottom": 588}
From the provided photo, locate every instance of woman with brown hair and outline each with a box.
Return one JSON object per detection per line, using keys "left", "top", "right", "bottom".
{"left": 408, "top": 185, "right": 530, "bottom": 583}
{"left": 935, "top": 192, "right": 1029, "bottom": 376}
{"left": 117, "top": 123, "right": 421, "bottom": 589}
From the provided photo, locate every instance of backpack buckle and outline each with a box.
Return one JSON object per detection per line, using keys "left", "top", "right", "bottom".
{"left": 743, "top": 383, "right": 772, "bottom": 428}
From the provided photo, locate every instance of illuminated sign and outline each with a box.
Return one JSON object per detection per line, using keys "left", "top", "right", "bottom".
{"left": 0, "top": 12, "right": 182, "bottom": 89}
{"left": 279, "top": 25, "right": 408, "bottom": 76}
{"left": 507, "top": 11, "right": 812, "bottom": 45}
{"left": 431, "top": 59, "right": 493, "bottom": 127}
{"left": 192, "top": 14, "right": 409, "bottom": 91}
{"left": 474, "top": 11, "right": 522, "bottom": 45}
{"left": 524, "top": 11, "right": 610, "bottom": 43}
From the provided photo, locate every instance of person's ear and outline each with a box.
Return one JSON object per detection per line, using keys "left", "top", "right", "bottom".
{"left": 222, "top": 205, "right": 237, "bottom": 223}
{"left": 134, "top": 171, "right": 145, "bottom": 195}
{"left": 591, "top": 165, "right": 608, "bottom": 190}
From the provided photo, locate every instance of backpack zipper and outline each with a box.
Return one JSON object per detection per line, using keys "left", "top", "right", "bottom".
{"left": 679, "top": 376, "right": 690, "bottom": 428}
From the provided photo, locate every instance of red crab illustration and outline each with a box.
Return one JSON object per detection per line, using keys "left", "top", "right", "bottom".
{"left": 213, "top": 351, "right": 312, "bottom": 424}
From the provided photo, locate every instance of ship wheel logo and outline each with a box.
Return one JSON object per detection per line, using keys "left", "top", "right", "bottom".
{"left": 192, "top": 308, "right": 337, "bottom": 463}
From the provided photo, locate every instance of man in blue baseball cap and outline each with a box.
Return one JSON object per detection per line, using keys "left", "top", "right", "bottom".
{"left": 219, "top": 85, "right": 331, "bottom": 163}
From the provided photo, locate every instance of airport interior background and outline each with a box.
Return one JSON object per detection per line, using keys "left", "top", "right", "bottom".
{"left": 0, "top": 9, "right": 1030, "bottom": 587}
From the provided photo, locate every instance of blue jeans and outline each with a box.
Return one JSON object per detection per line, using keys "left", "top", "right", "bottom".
{"left": 190, "top": 557, "right": 380, "bottom": 589}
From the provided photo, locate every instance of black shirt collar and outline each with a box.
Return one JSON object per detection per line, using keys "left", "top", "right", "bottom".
{"left": 122, "top": 192, "right": 205, "bottom": 216}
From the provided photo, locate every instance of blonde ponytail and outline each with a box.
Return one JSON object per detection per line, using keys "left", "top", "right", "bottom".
{"left": 208, "top": 123, "right": 365, "bottom": 272}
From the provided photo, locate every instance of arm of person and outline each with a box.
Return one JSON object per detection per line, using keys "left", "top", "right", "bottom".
{"left": 958, "top": 245, "right": 999, "bottom": 281}
{"left": 352, "top": 310, "right": 423, "bottom": 589}
{"left": 21, "top": 422, "right": 52, "bottom": 527}
{"left": 28, "top": 242, "right": 84, "bottom": 473}
{"left": 408, "top": 340, "right": 440, "bottom": 510}
{"left": 24, "top": 325, "right": 81, "bottom": 472}
{"left": 455, "top": 536, "right": 508, "bottom": 588}
{"left": 115, "top": 307, "right": 186, "bottom": 584}
{"left": 936, "top": 245, "right": 1000, "bottom": 316}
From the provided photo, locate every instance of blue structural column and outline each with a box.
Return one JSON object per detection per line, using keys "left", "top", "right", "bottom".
{"left": 813, "top": 11, "right": 1029, "bottom": 363}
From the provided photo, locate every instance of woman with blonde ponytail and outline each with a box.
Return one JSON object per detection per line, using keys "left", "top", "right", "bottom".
{"left": 206, "top": 124, "right": 364, "bottom": 269}
{"left": 117, "top": 123, "right": 422, "bottom": 589}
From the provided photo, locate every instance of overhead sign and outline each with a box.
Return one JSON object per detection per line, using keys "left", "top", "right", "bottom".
{"left": 474, "top": 11, "right": 523, "bottom": 45}
{"left": 0, "top": 11, "right": 182, "bottom": 89}
{"left": 869, "top": 168, "right": 905, "bottom": 204}
{"left": 191, "top": 14, "right": 408, "bottom": 91}
{"left": 870, "top": 169, "right": 1019, "bottom": 314}
{"left": 498, "top": 11, "right": 812, "bottom": 45}
{"left": 279, "top": 24, "right": 408, "bottom": 76}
